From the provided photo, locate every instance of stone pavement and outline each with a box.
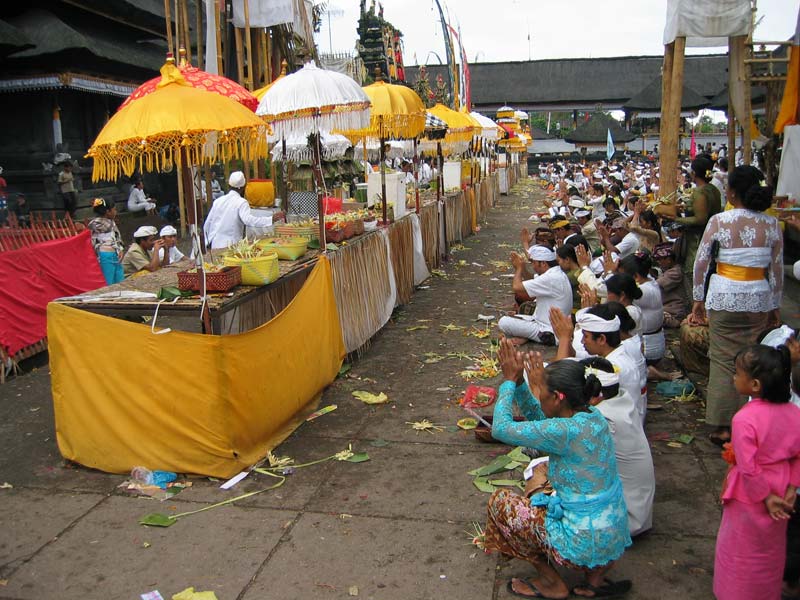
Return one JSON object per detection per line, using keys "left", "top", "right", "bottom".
{"left": 0, "top": 183, "right": 738, "bottom": 600}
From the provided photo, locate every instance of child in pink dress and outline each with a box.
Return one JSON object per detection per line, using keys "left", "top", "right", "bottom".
{"left": 714, "top": 345, "right": 800, "bottom": 600}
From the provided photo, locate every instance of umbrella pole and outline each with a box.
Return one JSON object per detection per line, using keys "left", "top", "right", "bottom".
{"left": 281, "top": 137, "right": 288, "bottom": 212}
{"left": 310, "top": 130, "right": 326, "bottom": 247}
{"left": 413, "top": 138, "right": 420, "bottom": 214}
{"left": 179, "top": 148, "right": 211, "bottom": 332}
{"left": 380, "top": 133, "right": 387, "bottom": 225}
{"left": 176, "top": 156, "right": 187, "bottom": 237}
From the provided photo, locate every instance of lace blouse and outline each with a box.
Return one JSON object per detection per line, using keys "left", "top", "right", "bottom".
{"left": 693, "top": 208, "right": 783, "bottom": 313}
{"left": 492, "top": 381, "right": 632, "bottom": 567}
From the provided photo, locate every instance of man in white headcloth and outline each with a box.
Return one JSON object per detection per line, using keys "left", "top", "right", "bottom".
{"left": 203, "top": 171, "right": 275, "bottom": 250}
{"left": 573, "top": 304, "right": 643, "bottom": 419}
{"left": 122, "top": 225, "right": 165, "bottom": 277}
{"left": 582, "top": 355, "right": 655, "bottom": 536}
{"left": 574, "top": 208, "right": 601, "bottom": 253}
{"left": 157, "top": 225, "right": 186, "bottom": 264}
{"left": 497, "top": 245, "right": 572, "bottom": 346}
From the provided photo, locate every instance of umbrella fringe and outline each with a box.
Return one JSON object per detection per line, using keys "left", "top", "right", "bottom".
{"left": 263, "top": 107, "right": 370, "bottom": 141}
{"left": 88, "top": 126, "right": 269, "bottom": 182}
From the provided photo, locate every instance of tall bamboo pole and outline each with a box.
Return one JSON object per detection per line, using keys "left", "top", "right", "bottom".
{"left": 234, "top": 28, "right": 245, "bottom": 86}
{"left": 181, "top": 0, "right": 192, "bottom": 63}
{"left": 173, "top": 0, "right": 180, "bottom": 57}
{"left": 243, "top": 0, "right": 253, "bottom": 91}
{"left": 742, "top": 38, "right": 753, "bottom": 165}
{"left": 164, "top": 0, "right": 174, "bottom": 57}
{"left": 196, "top": 0, "right": 204, "bottom": 69}
{"left": 215, "top": 0, "right": 223, "bottom": 74}
{"left": 658, "top": 37, "right": 684, "bottom": 201}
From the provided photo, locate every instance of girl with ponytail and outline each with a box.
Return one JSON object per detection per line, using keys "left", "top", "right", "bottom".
{"left": 481, "top": 338, "right": 632, "bottom": 599}
{"left": 714, "top": 345, "right": 800, "bottom": 600}
{"left": 692, "top": 164, "right": 784, "bottom": 447}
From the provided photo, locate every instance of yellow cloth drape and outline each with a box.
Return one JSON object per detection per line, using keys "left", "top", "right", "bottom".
{"left": 48, "top": 257, "right": 345, "bottom": 478}
{"left": 776, "top": 46, "right": 800, "bottom": 134}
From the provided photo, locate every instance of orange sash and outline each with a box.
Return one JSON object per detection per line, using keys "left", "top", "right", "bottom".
{"left": 717, "top": 263, "right": 766, "bottom": 282}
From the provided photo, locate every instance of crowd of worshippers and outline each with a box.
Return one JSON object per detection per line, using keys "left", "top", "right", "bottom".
{"left": 483, "top": 155, "right": 800, "bottom": 600}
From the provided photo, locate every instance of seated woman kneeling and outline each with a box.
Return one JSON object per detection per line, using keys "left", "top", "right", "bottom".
{"left": 483, "top": 338, "right": 632, "bottom": 599}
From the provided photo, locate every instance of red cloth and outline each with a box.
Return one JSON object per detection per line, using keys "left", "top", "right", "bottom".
{"left": 0, "top": 231, "right": 105, "bottom": 356}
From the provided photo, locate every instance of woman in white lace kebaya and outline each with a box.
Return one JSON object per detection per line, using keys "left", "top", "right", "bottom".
{"left": 691, "top": 166, "right": 783, "bottom": 445}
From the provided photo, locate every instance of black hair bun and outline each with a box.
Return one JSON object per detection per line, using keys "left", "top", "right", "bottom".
{"left": 743, "top": 184, "right": 773, "bottom": 212}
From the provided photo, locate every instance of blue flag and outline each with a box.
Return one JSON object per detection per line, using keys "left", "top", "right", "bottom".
{"left": 606, "top": 128, "right": 615, "bottom": 161}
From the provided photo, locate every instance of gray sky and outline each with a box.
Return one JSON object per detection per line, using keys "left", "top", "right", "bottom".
{"left": 316, "top": 0, "right": 797, "bottom": 63}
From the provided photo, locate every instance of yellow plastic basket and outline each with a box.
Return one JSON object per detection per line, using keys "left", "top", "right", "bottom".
{"left": 223, "top": 252, "right": 279, "bottom": 286}
{"left": 255, "top": 237, "right": 308, "bottom": 260}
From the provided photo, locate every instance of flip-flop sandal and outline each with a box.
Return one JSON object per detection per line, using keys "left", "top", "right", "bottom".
{"left": 708, "top": 431, "right": 731, "bottom": 447}
{"left": 572, "top": 578, "right": 632, "bottom": 598}
{"left": 506, "top": 578, "right": 566, "bottom": 599}
{"left": 646, "top": 402, "right": 664, "bottom": 411}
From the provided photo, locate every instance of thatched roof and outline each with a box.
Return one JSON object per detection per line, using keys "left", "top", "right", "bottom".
{"left": 4, "top": 9, "right": 164, "bottom": 76}
{"left": 564, "top": 113, "right": 635, "bottom": 144}
{"left": 529, "top": 126, "right": 554, "bottom": 140}
{"left": 623, "top": 76, "right": 709, "bottom": 111}
{"left": 707, "top": 85, "right": 768, "bottom": 111}
{"left": 0, "top": 20, "right": 33, "bottom": 56}
{"left": 406, "top": 54, "right": 728, "bottom": 112}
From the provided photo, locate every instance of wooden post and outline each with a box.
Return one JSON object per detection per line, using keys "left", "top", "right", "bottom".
{"left": 196, "top": 0, "right": 204, "bottom": 69}
{"left": 742, "top": 38, "right": 753, "bottom": 165}
{"left": 243, "top": 0, "right": 253, "bottom": 91}
{"left": 164, "top": 0, "right": 174, "bottom": 58}
{"left": 181, "top": 0, "right": 192, "bottom": 63}
{"left": 215, "top": 0, "right": 223, "bottom": 75}
{"left": 658, "top": 37, "right": 684, "bottom": 201}
{"left": 234, "top": 27, "right": 245, "bottom": 86}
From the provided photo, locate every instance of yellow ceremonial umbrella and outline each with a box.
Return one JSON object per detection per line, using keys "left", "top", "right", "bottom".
{"left": 342, "top": 79, "right": 426, "bottom": 141}
{"left": 427, "top": 103, "right": 478, "bottom": 144}
{"left": 88, "top": 61, "right": 270, "bottom": 183}
{"left": 338, "top": 77, "right": 426, "bottom": 222}
{"left": 253, "top": 60, "right": 288, "bottom": 102}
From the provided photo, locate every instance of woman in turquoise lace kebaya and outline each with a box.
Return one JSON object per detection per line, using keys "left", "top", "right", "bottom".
{"left": 483, "top": 339, "right": 632, "bottom": 599}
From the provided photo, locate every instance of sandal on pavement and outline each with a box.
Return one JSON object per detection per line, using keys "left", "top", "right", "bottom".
{"left": 506, "top": 578, "right": 567, "bottom": 599}
{"left": 572, "top": 578, "right": 632, "bottom": 598}
{"left": 708, "top": 430, "right": 731, "bottom": 447}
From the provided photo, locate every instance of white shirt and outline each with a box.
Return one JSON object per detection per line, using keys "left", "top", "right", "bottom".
{"left": 521, "top": 266, "right": 573, "bottom": 333}
{"left": 128, "top": 186, "right": 152, "bottom": 211}
{"left": 157, "top": 246, "right": 185, "bottom": 263}
{"left": 595, "top": 388, "right": 655, "bottom": 536}
{"left": 606, "top": 345, "right": 643, "bottom": 418}
{"left": 203, "top": 189, "right": 273, "bottom": 249}
{"left": 616, "top": 231, "right": 640, "bottom": 258}
{"left": 634, "top": 278, "right": 664, "bottom": 334}
{"left": 419, "top": 163, "right": 433, "bottom": 185}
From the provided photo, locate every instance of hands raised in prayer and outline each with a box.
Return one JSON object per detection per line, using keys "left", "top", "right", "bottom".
{"left": 574, "top": 243, "right": 592, "bottom": 269}
{"left": 602, "top": 247, "right": 619, "bottom": 275}
{"left": 578, "top": 283, "right": 599, "bottom": 308}
{"left": 596, "top": 221, "right": 610, "bottom": 241}
{"left": 498, "top": 337, "right": 525, "bottom": 385}
{"left": 511, "top": 251, "right": 527, "bottom": 270}
{"left": 523, "top": 351, "right": 546, "bottom": 401}
{"left": 549, "top": 306, "right": 574, "bottom": 342}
